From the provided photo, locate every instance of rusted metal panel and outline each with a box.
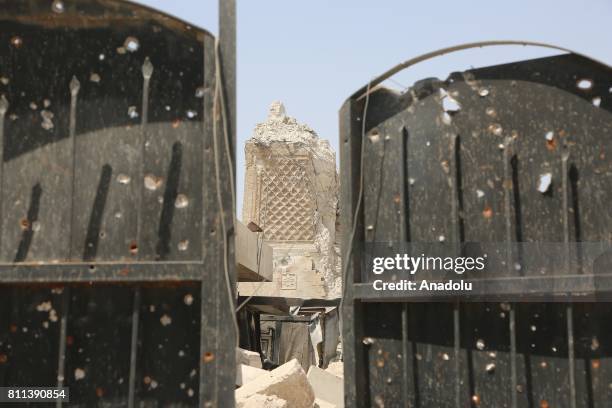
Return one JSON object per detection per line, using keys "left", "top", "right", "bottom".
{"left": 348, "top": 52, "right": 612, "bottom": 299}
{"left": 341, "top": 47, "right": 612, "bottom": 407}
{"left": 0, "top": 1, "right": 208, "bottom": 264}
{"left": 0, "top": 1, "right": 236, "bottom": 407}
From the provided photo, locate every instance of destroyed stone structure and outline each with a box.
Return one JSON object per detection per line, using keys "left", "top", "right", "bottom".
{"left": 240, "top": 102, "right": 341, "bottom": 299}
{"left": 236, "top": 104, "right": 345, "bottom": 407}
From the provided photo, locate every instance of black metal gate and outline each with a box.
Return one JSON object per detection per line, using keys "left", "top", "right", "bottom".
{"left": 0, "top": 1, "right": 236, "bottom": 406}
{"left": 341, "top": 43, "right": 612, "bottom": 407}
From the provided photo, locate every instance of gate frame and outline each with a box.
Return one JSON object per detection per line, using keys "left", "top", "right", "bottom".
{"left": 339, "top": 41, "right": 611, "bottom": 408}
{"left": 0, "top": 1, "right": 237, "bottom": 406}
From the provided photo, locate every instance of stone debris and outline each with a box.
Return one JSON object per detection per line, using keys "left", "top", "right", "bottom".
{"left": 236, "top": 364, "right": 267, "bottom": 387}
{"left": 235, "top": 357, "right": 345, "bottom": 408}
{"left": 237, "top": 347, "right": 262, "bottom": 368}
{"left": 325, "top": 361, "right": 344, "bottom": 378}
{"left": 314, "top": 398, "right": 337, "bottom": 408}
{"left": 251, "top": 101, "right": 334, "bottom": 160}
{"left": 307, "top": 365, "right": 344, "bottom": 408}
{"left": 236, "top": 358, "right": 315, "bottom": 408}
{"left": 237, "top": 393, "right": 289, "bottom": 408}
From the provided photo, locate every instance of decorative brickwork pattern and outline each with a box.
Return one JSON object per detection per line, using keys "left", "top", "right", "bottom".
{"left": 259, "top": 157, "right": 314, "bottom": 241}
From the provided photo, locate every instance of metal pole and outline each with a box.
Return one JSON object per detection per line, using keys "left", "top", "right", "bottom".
{"left": 211, "top": 2, "right": 237, "bottom": 406}
{"left": 57, "top": 76, "right": 80, "bottom": 408}
{"left": 0, "top": 96, "right": 8, "bottom": 253}
{"left": 127, "top": 288, "right": 141, "bottom": 408}
{"left": 55, "top": 290, "right": 69, "bottom": 408}
{"left": 561, "top": 147, "right": 577, "bottom": 408}
{"left": 219, "top": 0, "right": 236, "bottom": 156}
{"left": 453, "top": 303, "right": 461, "bottom": 408}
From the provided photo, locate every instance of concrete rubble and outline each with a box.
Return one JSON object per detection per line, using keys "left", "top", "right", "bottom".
{"left": 238, "top": 393, "right": 289, "bottom": 408}
{"left": 236, "top": 364, "right": 267, "bottom": 387}
{"left": 325, "top": 361, "right": 344, "bottom": 378}
{"left": 237, "top": 347, "right": 262, "bottom": 368}
{"left": 314, "top": 399, "right": 337, "bottom": 408}
{"left": 236, "top": 358, "right": 315, "bottom": 408}
{"left": 307, "top": 366, "right": 344, "bottom": 408}
{"left": 236, "top": 352, "right": 345, "bottom": 408}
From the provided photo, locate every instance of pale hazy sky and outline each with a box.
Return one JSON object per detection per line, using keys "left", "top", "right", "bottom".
{"left": 134, "top": 0, "right": 612, "bottom": 217}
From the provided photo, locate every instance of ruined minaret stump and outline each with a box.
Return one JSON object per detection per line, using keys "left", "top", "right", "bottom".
{"left": 241, "top": 102, "right": 340, "bottom": 298}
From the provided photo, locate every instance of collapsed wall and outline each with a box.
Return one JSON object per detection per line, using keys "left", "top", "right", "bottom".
{"left": 242, "top": 102, "right": 341, "bottom": 298}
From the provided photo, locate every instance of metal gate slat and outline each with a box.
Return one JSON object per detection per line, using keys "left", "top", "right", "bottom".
{"left": 509, "top": 305, "right": 518, "bottom": 408}
{"left": 55, "top": 73, "right": 79, "bottom": 408}
{"left": 453, "top": 303, "right": 461, "bottom": 407}
{"left": 0, "top": 96, "right": 7, "bottom": 252}
{"left": 127, "top": 287, "right": 141, "bottom": 408}
{"left": 55, "top": 287, "right": 69, "bottom": 408}
{"left": 199, "top": 34, "right": 218, "bottom": 408}
{"left": 562, "top": 144, "right": 579, "bottom": 408}
{"left": 68, "top": 76, "right": 80, "bottom": 259}
{"left": 135, "top": 57, "right": 153, "bottom": 259}
{"left": 400, "top": 304, "right": 411, "bottom": 407}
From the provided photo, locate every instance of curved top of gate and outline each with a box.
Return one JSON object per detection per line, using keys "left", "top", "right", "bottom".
{"left": 348, "top": 40, "right": 611, "bottom": 101}
{"left": 0, "top": 0, "right": 213, "bottom": 38}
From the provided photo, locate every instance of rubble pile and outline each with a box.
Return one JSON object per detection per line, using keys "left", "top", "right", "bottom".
{"left": 236, "top": 348, "right": 344, "bottom": 408}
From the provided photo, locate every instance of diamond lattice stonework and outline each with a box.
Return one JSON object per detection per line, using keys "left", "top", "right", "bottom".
{"left": 259, "top": 158, "right": 314, "bottom": 241}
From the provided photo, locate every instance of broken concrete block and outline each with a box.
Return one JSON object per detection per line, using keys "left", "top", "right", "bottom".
{"left": 236, "top": 364, "right": 267, "bottom": 387}
{"left": 236, "top": 347, "right": 262, "bottom": 368}
{"left": 325, "top": 361, "right": 344, "bottom": 378}
{"left": 314, "top": 398, "right": 337, "bottom": 408}
{"left": 237, "top": 393, "right": 288, "bottom": 408}
{"left": 235, "top": 358, "right": 315, "bottom": 408}
{"left": 307, "top": 365, "right": 344, "bottom": 408}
